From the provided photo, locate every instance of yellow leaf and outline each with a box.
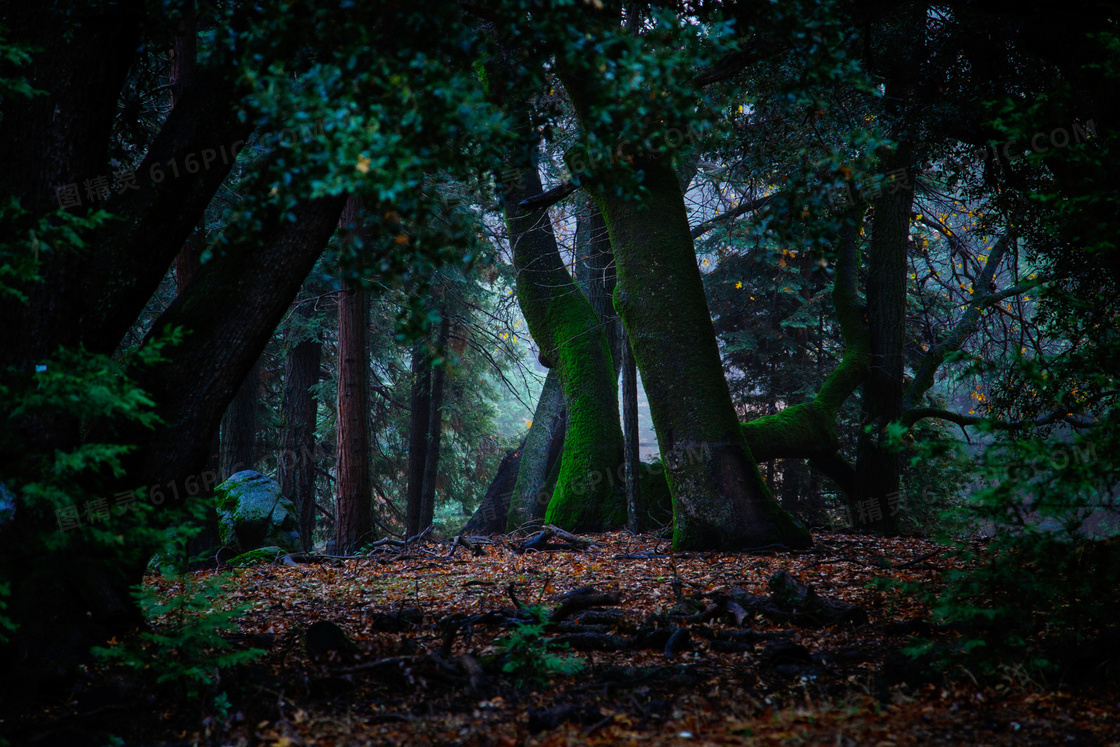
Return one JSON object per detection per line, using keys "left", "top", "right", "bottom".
{"left": 356, "top": 155, "right": 371, "bottom": 174}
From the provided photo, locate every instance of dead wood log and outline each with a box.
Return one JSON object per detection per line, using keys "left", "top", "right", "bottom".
{"left": 519, "top": 524, "right": 598, "bottom": 552}
{"left": 550, "top": 590, "right": 621, "bottom": 624}
{"left": 448, "top": 534, "right": 485, "bottom": 557}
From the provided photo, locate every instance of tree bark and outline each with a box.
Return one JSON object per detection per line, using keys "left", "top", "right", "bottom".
{"left": 405, "top": 339, "right": 432, "bottom": 537}
{"left": 852, "top": 152, "right": 913, "bottom": 537}
{"left": 462, "top": 441, "right": 525, "bottom": 535}
{"left": 575, "top": 196, "right": 621, "bottom": 374}
{"left": 621, "top": 328, "right": 641, "bottom": 532}
{"left": 126, "top": 194, "right": 348, "bottom": 511}
{"left": 419, "top": 311, "right": 451, "bottom": 531}
{"left": 506, "top": 369, "right": 567, "bottom": 531}
{"left": 334, "top": 199, "right": 374, "bottom": 553}
{"left": 279, "top": 297, "right": 322, "bottom": 552}
{"left": 0, "top": 1, "right": 142, "bottom": 377}
{"left": 583, "top": 159, "right": 811, "bottom": 551}
{"left": 503, "top": 161, "right": 625, "bottom": 531}
{"left": 220, "top": 360, "right": 259, "bottom": 478}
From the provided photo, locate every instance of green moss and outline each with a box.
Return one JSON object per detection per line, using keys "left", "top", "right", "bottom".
{"left": 586, "top": 160, "right": 811, "bottom": 551}
{"left": 227, "top": 546, "right": 283, "bottom": 567}
{"left": 504, "top": 164, "right": 625, "bottom": 532}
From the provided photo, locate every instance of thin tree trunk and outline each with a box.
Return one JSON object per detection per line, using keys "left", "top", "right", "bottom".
{"left": 334, "top": 198, "right": 373, "bottom": 553}
{"left": 621, "top": 328, "right": 641, "bottom": 532}
{"left": 419, "top": 311, "right": 451, "bottom": 531}
{"left": 405, "top": 339, "right": 432, "bottom": 536}
{"left": 279, "top": 297, "right": 322, "bottom": 552}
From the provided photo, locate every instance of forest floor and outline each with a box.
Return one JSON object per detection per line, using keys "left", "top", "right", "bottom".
{"left": 14, "top": 530, "right": 1120, "bottom": 746}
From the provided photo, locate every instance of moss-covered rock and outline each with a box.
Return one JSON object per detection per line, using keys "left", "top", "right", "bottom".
{"left": 215, "top": 470, "right": 302, "bottom": 554}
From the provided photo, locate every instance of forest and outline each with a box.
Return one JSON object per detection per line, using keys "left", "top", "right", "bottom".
{"left": 1, "top": 0, "right": 1118, "bottom": 744}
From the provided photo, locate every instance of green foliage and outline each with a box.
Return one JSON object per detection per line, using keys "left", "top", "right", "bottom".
{"left": 93, "top": 531, "right": 264, "bottom": 701}
{"left": 0, "top": 326, "right": 187, "bottom": 641}
{"left": 0, "top": 25, "right": 44, "bottom": 100}
{"left": 495, "top": 605, "right": 583, "bottom": 688}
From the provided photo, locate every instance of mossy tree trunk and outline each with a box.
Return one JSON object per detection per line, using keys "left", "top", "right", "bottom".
{"left": 737, "top": 211, "right": 870, "bottom": 503}
{"left": 503, "top": 162, "right": 625, "bottom": 532}
{"left": 586, "top": 160, "right": 811, "bottom": 551}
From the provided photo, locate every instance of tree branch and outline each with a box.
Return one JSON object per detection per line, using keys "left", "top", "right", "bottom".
{"left": 689, "top": 193, "right": 779, "bottom": 239}
{"left": 517, "top": 179, "right": 579, "bottom": 211}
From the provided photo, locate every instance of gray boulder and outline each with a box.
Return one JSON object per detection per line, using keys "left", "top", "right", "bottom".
{"left": 215, "top": 470, "right": 302, "bottom": 553}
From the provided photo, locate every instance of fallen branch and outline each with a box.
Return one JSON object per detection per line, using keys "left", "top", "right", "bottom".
{"left": 550, "top": 588, "right": 622, "bottom": 624}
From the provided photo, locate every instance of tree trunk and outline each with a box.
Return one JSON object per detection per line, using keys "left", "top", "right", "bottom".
{"left": 575, "top": 196, "right": 621, "bottom": 374}
{"left": 506, "top": 369, "right": 567, "bottom": 531}
{"left": 852, "top": 153, "right": 913, "bottom": 537}
{"left": 405, "top": 339, "right": 432, "bottom": 536}
{"left": 462, "top": 441, "right": 525, "bottom": 535}
{"left": 279, "top": 297, "right": 322, "bottom": 552}
{"left": 583, "top": 160, "right": 811, "bottom": 551}
{"left": 173, "top": 191, "right": 221, "bottom": 564}
{"left": 419, "top": 311, "right": 451, "bottom": 531}
{"left": 334, "top": 199, "right": 373, "bottom": 553}
{"left": 621, "top": 328, "right": 641, "bottom": 532}
{"left": 503, "top": 162, "right": 625, "bottom": 531}
{"left": 220, "top": 360, "right": 259, "bottom": 478}
{"left": 737, "top": 211, "right": 869, "bottom": 498}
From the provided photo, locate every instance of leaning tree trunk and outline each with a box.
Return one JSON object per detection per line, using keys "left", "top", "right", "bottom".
{"left": 461, "top": 440, "right": 525, "bottom": 535}
{"left": 503, "top": 162, "right": 625, "bottom": 531}
{"left": 506, "top": 369, "right": 567, "bottom": 531}
{"left": 419, "top": 311, "right": 451, "bottom": 532}
{"left": 334, "top": 199, "right": 374, "bottom": 553}
{"left": 405, "top": 338, "right": 432, "bottom": 536}
{"left": 584, "top": 160, "right": 811, "bottom": 551}
{"left": 278, "top": 296, "right": 322, "bottom": 552}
